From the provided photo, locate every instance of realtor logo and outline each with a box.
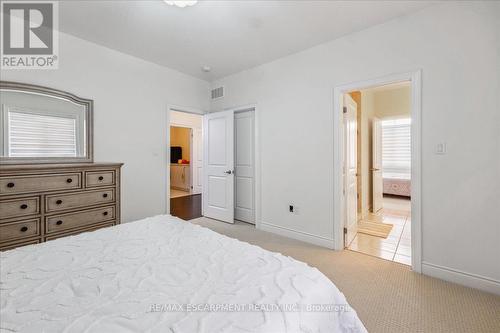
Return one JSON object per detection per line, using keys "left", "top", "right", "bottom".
{"left": 1, "top": 1, "right": 59, "bottom": 69}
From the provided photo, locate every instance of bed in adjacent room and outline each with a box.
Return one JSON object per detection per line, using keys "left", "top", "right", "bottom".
{"left": 383, "top": 172, "right": 411, "bottom": 197}
{"left": 0, "top": 215, "right": 367, "bottom": 333}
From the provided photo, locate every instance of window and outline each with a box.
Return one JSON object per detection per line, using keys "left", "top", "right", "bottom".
{"left": 381, "top": 118, "right": 411, "bottom": 178}
{"left": 3, "top": 107, "right": 79, "bottom": 157}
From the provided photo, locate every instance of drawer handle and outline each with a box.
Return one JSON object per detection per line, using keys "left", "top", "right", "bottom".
{"left": 20, "top": 226, "right": 28, "bottom": 232}
{"left": 98, "top": 176, "right": 104, "bottom": 181}
{"left": 7, "top": 182, "right": 15, "bottom": 188}
{"left": 66, "top": 178, "right": 73, "bottom": 183}
{"left": 103, "top": 211, "right": 109, "bottom": 216}
{"left": 102, "top": 193, "right": 108, "bottom": 198}
{"left": 56, "top": 199, "right": 63, "bottom": 205}
{"left": 20, "top": 204, "right": 28, "bottom": 209}
{"left": 56, "top": 220, "right": 63, "bottom": 225}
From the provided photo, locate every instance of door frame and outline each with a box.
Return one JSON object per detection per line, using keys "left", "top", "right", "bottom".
{"left": 209, "top": 104, "right": 261, "bottom": 227}
{"left": 332, "top": 70, "right": 422, "bottom": 273}
{"left": 371, "top": 117, "right": 383, "bottom": 213}
{"left": 166, "top": 104, "right": 205, "bottom": 215}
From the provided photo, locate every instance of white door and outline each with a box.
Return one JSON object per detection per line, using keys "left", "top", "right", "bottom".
{"left": 344, "top": 94, "right": 358, "bottom": 247}
{"left": 372, "top": 118, "right": 383, "bottom": 212}
{"left": 192, "top": 127, "right": 203, "bottom": 194}
{"left": 203, "top": 110, "right": 235, "bottom": 223}
{"left": 234, "top": 110, "right": 255, "bottom": 224}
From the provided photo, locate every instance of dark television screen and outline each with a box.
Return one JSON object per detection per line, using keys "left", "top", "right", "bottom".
{"left": 171, "top": 146, "right": 182, "bottom": 163}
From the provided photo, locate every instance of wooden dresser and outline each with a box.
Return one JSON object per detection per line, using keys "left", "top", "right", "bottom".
{"left": 170, "top": 164, "right": 191, "bottom": 191}
{"left": 0, "top": 163, "right": 122, "bottom": 251}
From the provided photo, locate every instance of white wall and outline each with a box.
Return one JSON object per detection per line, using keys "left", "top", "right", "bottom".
{"left": 372, "top": 85, "right": 411, "bottom": 119}
{"left": 170, "top": 110, "right": 203, "bottom": 128}
{"left": 211, "top": 1, "right": 500, "bottom": 292}
{"left": 170, "top": 126, "right": 191, "bottom": 160}
{"left": 1, "top": 32, "right": 209, "bottom": 222}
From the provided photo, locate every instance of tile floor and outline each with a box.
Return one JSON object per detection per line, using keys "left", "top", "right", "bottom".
{"left": 348, "top": 196, "right": 412, "bottom": 265}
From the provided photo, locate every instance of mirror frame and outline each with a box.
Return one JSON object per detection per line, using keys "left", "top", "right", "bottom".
{"left": 0, "top": 81, "right": 93, "bottom": 164}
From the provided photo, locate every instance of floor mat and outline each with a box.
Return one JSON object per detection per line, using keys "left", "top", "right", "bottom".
{"left": 357, "top": 220, "right": 393, "bottom": 238}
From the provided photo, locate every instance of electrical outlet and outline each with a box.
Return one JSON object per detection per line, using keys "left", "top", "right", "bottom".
{"left": 436, "top": 142, "right": 447, "bottom": 154}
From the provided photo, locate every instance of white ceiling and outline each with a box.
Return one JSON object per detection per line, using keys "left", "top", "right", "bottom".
{"left": 59, "top": 1, "right": 436, "bottom": 81}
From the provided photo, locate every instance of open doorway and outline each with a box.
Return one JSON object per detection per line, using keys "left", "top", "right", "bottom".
{"left": 342, "top": 81, "right": 414, "bottom": 266}
{"left": 168, "top": 110, "right": 203, "bottom": 220}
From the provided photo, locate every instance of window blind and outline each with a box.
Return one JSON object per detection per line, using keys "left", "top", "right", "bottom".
{"left": 382, "top": 118, "right": 411, "bottom": 177}
{"left": 8, "top": 111, "right": 77, "bottom": 157}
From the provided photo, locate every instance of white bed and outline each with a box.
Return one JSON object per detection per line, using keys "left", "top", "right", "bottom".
{"left": 0, "top": 215, "right": 366, "bottom": 333}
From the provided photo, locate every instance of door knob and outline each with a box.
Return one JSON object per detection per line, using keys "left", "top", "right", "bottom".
{"left": 224, "top": 170, "right": 233, "bottom": 175}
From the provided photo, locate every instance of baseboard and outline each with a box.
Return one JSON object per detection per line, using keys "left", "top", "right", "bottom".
{"left": 258, "top": 221, "right": 334, "bottom": 249}
{"left": 422, "top": 262, "right": 500, "bottom": 295}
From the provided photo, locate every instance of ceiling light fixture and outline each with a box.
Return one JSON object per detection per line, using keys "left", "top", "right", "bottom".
{"left": 164, "top": 1, "right": 198, "bottom": 8}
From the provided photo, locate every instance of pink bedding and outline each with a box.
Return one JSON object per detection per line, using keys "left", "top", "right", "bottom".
{"left": 383, "top": 177, "right": 411, "bottom": 197}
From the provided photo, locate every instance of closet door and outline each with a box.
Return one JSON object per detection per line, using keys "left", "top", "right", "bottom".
{"left": 234, "top": 111, "right": 255, "bottom": 224}
{"left": 203, "top": 110, "right": 234, "bottom": 223}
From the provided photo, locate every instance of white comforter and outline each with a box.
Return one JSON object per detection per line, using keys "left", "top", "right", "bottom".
{"left": 0, "top": 215, "right": 366, "bottom": 333}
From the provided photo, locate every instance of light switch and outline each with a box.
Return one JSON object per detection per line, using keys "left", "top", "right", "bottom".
{"left": 436, "top": 142, "right": 446, "bottom": 154}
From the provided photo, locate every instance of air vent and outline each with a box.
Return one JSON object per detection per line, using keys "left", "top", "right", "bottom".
{"left": 211, "top": 86, "right": 224, "bottom": 100}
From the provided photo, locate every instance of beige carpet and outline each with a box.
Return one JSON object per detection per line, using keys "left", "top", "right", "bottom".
{"left": 191, "top": 217, "right": 500, "bottom": 333}
{"left": 357, "top": 220, "right": 393, "bottom": 238}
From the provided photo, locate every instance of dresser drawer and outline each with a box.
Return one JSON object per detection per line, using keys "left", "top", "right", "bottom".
{"left": 46, "top": 189, "right": 115, "bottom": 213}
{"left": 45, "top": 222, "right": 115, "bottom": 241}
{"left": 0, "top": 173, "right": 81, "bottom": 195}
{"left": 85, "top": 171, "right": 115, "bottom": 187}
{"left": 46, "top": 206, "right": 115, "bottom": 233}
{"left": 0, "top": 239, "right": 40, "bottom": 252}
{"left": 0, "top": 218, "right": 40, "bottom": 242}
{"left": 0, "top": 196, "right": 40, "bottom": 219}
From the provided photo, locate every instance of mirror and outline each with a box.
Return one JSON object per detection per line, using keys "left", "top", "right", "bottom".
{"left": 0, "top": 81, "right": 93, "bottom": 164}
